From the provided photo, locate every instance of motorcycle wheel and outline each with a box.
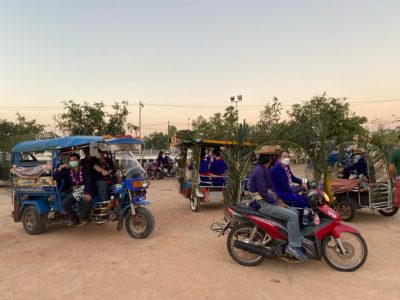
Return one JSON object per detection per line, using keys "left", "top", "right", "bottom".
{"left": 156, "top": 171, "right": 164, "bottom": 179}
{"left": 148, "top": 171, "right": 156, "bottom": 180}
{"left": 336, "top": 197, "right": 357, "bottom": 221}
{"left": 22, "top": 206, "right": 47, "bottom": 235}
{"left": 322, "top": 232, "right": 368, "bottom": 272}
{"left": 378, "top": 206, "right": 399, "bottom": 217}
{"left": 125, "top": 207, "right": 155, "bottom": 239}
{"left": 227, "top": 223, "right": 264, "bottom": 266}
{"left": 190, "top": 195, "right": 200, "bottom": 212}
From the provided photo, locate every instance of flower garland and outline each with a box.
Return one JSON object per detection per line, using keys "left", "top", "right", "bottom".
{"left": 70, "top": 168, "right": 84, "bottom": 186}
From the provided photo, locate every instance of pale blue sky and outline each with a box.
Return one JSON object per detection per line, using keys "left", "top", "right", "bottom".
{"left": 1, "top": 0, "right": 399, "bottom": 134}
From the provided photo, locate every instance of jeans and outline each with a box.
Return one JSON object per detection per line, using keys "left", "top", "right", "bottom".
{"left": 96, "top": 180, "right": 108, "bottom": 202}
{"left": 61, "top": 193, "right": 92, "bottom": 222}
{"left": 258, "top": 200, "right": 302, "bottom": 247}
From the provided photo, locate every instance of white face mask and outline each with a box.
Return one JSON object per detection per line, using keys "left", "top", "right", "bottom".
{"left": 354, "top": 154, "right": 360, "bottom": 162}
{"left": 281, "top": 157, "right": 290, "bottom": 165}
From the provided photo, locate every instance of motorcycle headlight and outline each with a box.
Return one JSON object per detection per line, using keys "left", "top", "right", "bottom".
{"left": 142, "top": 180, "right": 148, "bottom": 188}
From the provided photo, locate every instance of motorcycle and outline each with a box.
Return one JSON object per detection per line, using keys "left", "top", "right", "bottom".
{"left": 211, "top": 188, "right": 368, "bottom": 272}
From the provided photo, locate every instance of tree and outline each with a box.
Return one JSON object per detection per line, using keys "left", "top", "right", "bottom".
{"left": 55, "top": 100, "right": 133, "bottom": 136}
{"left": 257, "top": 97, "right": 283, "bottom": 136}
{"left": 0, "top": 113, "right": 45, "bottom": 139}
{"left": 286, "top": 94, "right": 368, "bottom": 151}
{"left": 103, "top": 101, "right": 130, "bottom": 136}
{"left": 143, "top": 132, "right": 169, "bottom": 149}
{"left": 191, "top": 106, "right": 238, "bottom": 140}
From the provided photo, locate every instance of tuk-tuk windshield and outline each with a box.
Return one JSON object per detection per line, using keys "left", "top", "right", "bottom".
{"left": 115, "top": 150, "right": 146, "bottom": 177}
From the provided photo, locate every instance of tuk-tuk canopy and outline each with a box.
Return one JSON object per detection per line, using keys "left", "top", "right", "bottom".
{"left": 179, "top": 138, "right": 258, "bottom": 147}
{"left": 11, "top": 136, "right": 144, "bottom": 153}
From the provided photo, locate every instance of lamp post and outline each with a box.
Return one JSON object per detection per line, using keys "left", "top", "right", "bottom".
{"left": 139, "top": 100, "right": 144, "bottom": 138}
{"left": 230, "top": 95, "right": 242, "bottom": 123}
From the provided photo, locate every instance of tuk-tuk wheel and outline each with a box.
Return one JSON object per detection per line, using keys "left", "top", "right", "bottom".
{"left": 336, "top": 197, "right": 356, "bottom": 222}
{"left": 22, "top": 206, "right": 46, "bottom": 235}
{"left": 190, "top": 195, "right": 200, "bottom": 212}
{"left": 378, "top": 206, "right": 399, "bottom": 217}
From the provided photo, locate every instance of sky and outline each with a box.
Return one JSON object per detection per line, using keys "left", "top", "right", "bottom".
{"left": 1, "top": 0, "right": 399, "bottom": 135}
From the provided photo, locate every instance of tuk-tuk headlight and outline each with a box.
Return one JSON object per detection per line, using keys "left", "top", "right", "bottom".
{"left": 322, "top": 192, "right": 330, "bottom": 203}
{"left": 142, "top": 180, "right": 148, "bottom": 188}
{"left": 131, "top": 180, "right": 143, "bottom": 189}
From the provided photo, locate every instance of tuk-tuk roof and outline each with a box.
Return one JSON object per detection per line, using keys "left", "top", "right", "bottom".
{"left": 11, "top": 136, "right": 145, "bottom": 153}
{"left": 180, "top": 138, "right": 257, "bottom": 147}
{"left": 11, "top": 136, "right": 104, "bottom": 152}
{"left": 105, "top": 137, "right": 144, "bottom": 145}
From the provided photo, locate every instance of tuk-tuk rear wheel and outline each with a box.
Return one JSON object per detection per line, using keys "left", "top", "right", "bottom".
{"left": 190, "top": 195, "right": 200, "bottom": 212}
{"left": 378, "top": 206, "right": 399, "bottom": 217}
{"left": 336, "top": 197, "right": 356, "bottom": 222}
{"left": 22, "top": 206, "right": 46, "bottom": 235}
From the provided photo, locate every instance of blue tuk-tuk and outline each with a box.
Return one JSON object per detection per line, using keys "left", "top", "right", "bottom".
{"left": 10, "top": 136, "right": 155, "bottom": 238}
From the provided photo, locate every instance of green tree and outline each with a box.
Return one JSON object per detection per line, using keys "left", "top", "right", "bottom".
{"left": 143, "top": 132, "right": 169, "bottom": 149}
{"left": 286, "top": 94, "right": 368, "bottom": 151}
{"left": 191, "top": 106, "right": 238, "bottom": 140}
{"left": 257, "top": 97, "right": 283, "bottom": 137}
{"left": 55, "top": 100, "right": 132, "bottom": 136}
{"left": 0, "top": 113, "right": 45, "bottom": 139}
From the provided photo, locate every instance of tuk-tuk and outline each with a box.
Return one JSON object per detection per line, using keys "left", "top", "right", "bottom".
{"left": 10, "top": 135, "right": 155, "bottom": 238}
{"left": 177, "top": 138, "right": 252, "bottom": 212}
{"left": 332, "top": 143, "right": 398, "bottom": 221}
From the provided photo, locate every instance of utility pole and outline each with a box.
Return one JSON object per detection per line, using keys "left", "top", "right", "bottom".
{"left": 167, "top": 120, "right": 170, "bottom": 148}
{"left": 139, "top": 101, "right": 144, "bottom": 138}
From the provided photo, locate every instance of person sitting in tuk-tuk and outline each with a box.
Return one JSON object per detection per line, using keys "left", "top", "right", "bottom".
{"left": 209, "top": 148, "right": 227, "bottom": 186}
{"left": 342, "top": 148, "right": 368, "bottom": 179}
{"left": 270, "top": 150, "right": 310, "bottom": 208}
{"left": 199, "top": 150, "right": 211, "bottom": 186}
{"left": 89, "top": 147, "right": 116, "bottom": 202}
{"left": 55, "top": 153, "right": 93, "bottom": 226}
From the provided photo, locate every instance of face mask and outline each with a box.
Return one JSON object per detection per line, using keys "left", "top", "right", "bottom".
{"left": 281, "top": 158, "right": 290, "bottom": 165}
{"left": 354, "top": 155, "right": 360, "bottom": 162}
{"left": 69, "top": 161, "right": 79, "bottom": 168}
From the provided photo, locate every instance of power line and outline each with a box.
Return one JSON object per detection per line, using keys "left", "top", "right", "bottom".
{"left": 1, "top": 98, "right": 400, "bottom": 110}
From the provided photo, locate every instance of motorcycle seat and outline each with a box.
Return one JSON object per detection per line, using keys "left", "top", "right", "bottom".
{"left": 231, "top": 204, "right": 287, "bottom": 226}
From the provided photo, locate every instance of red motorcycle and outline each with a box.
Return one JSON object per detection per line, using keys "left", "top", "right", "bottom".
{"left": 211, "top": 189, "right": 368, "bottom": 272}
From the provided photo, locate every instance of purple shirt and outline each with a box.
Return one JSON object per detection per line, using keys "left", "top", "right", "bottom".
{"left": 248, "top": 163, "right": 276, "bottom": 204}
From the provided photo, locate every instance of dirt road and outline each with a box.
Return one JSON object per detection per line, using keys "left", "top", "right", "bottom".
{"left": 1, "top": 177, "right": 399, "bottom": 300}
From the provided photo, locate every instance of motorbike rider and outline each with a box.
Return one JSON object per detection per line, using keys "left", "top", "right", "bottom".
{"left": 248, "top": 146, "right": 308, "bottom": 261}
{"left": 157, "top": 151, "right": 164, "bottom": 167}
{"left": 270, "top": 150, "right": 310, "bottom": 208}
{"left": 163, "top": 151, "right": 173, "bottom": 175}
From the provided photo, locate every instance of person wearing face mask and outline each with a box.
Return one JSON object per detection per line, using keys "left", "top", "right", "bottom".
{"left": 389, "top": 135, "right": 400, "bottom": 207}
{"left": 270, "top": 150, "right": 310, "bottom": 208}
{"left": 248, "top": 146, "right": 308, "bottom": 261}
{"left": 55, "top": 153, "right": 93, "bottom": 226}
{"left": 342, "top": 148, "right": 368, "bottom": 179}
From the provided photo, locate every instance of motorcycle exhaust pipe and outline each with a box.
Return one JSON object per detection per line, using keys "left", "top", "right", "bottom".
{"left": 233, "top": 240, "right": 275, "bottom": 259}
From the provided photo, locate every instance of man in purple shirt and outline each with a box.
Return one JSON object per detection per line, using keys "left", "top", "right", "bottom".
{"left": 248, "top": 145, "right": 308, "bottom": 261}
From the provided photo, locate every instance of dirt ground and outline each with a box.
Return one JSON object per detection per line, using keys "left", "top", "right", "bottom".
{"left": 1, "top": 168, "right": 400, "bottom": 300}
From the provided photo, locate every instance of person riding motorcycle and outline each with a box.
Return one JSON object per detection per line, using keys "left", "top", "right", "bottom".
{"left": 248, "top": 145, "right": 308, "bottom": 261}
{"left": 163, "top": 151, "right": 174, "bottom": 175}
{"left": 270, "top": 150, "right": 310, "bottom": 208}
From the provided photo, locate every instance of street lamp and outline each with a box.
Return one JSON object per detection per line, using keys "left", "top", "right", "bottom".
{"left": 230, "top": 95, "right": 242, "bottom": 122}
